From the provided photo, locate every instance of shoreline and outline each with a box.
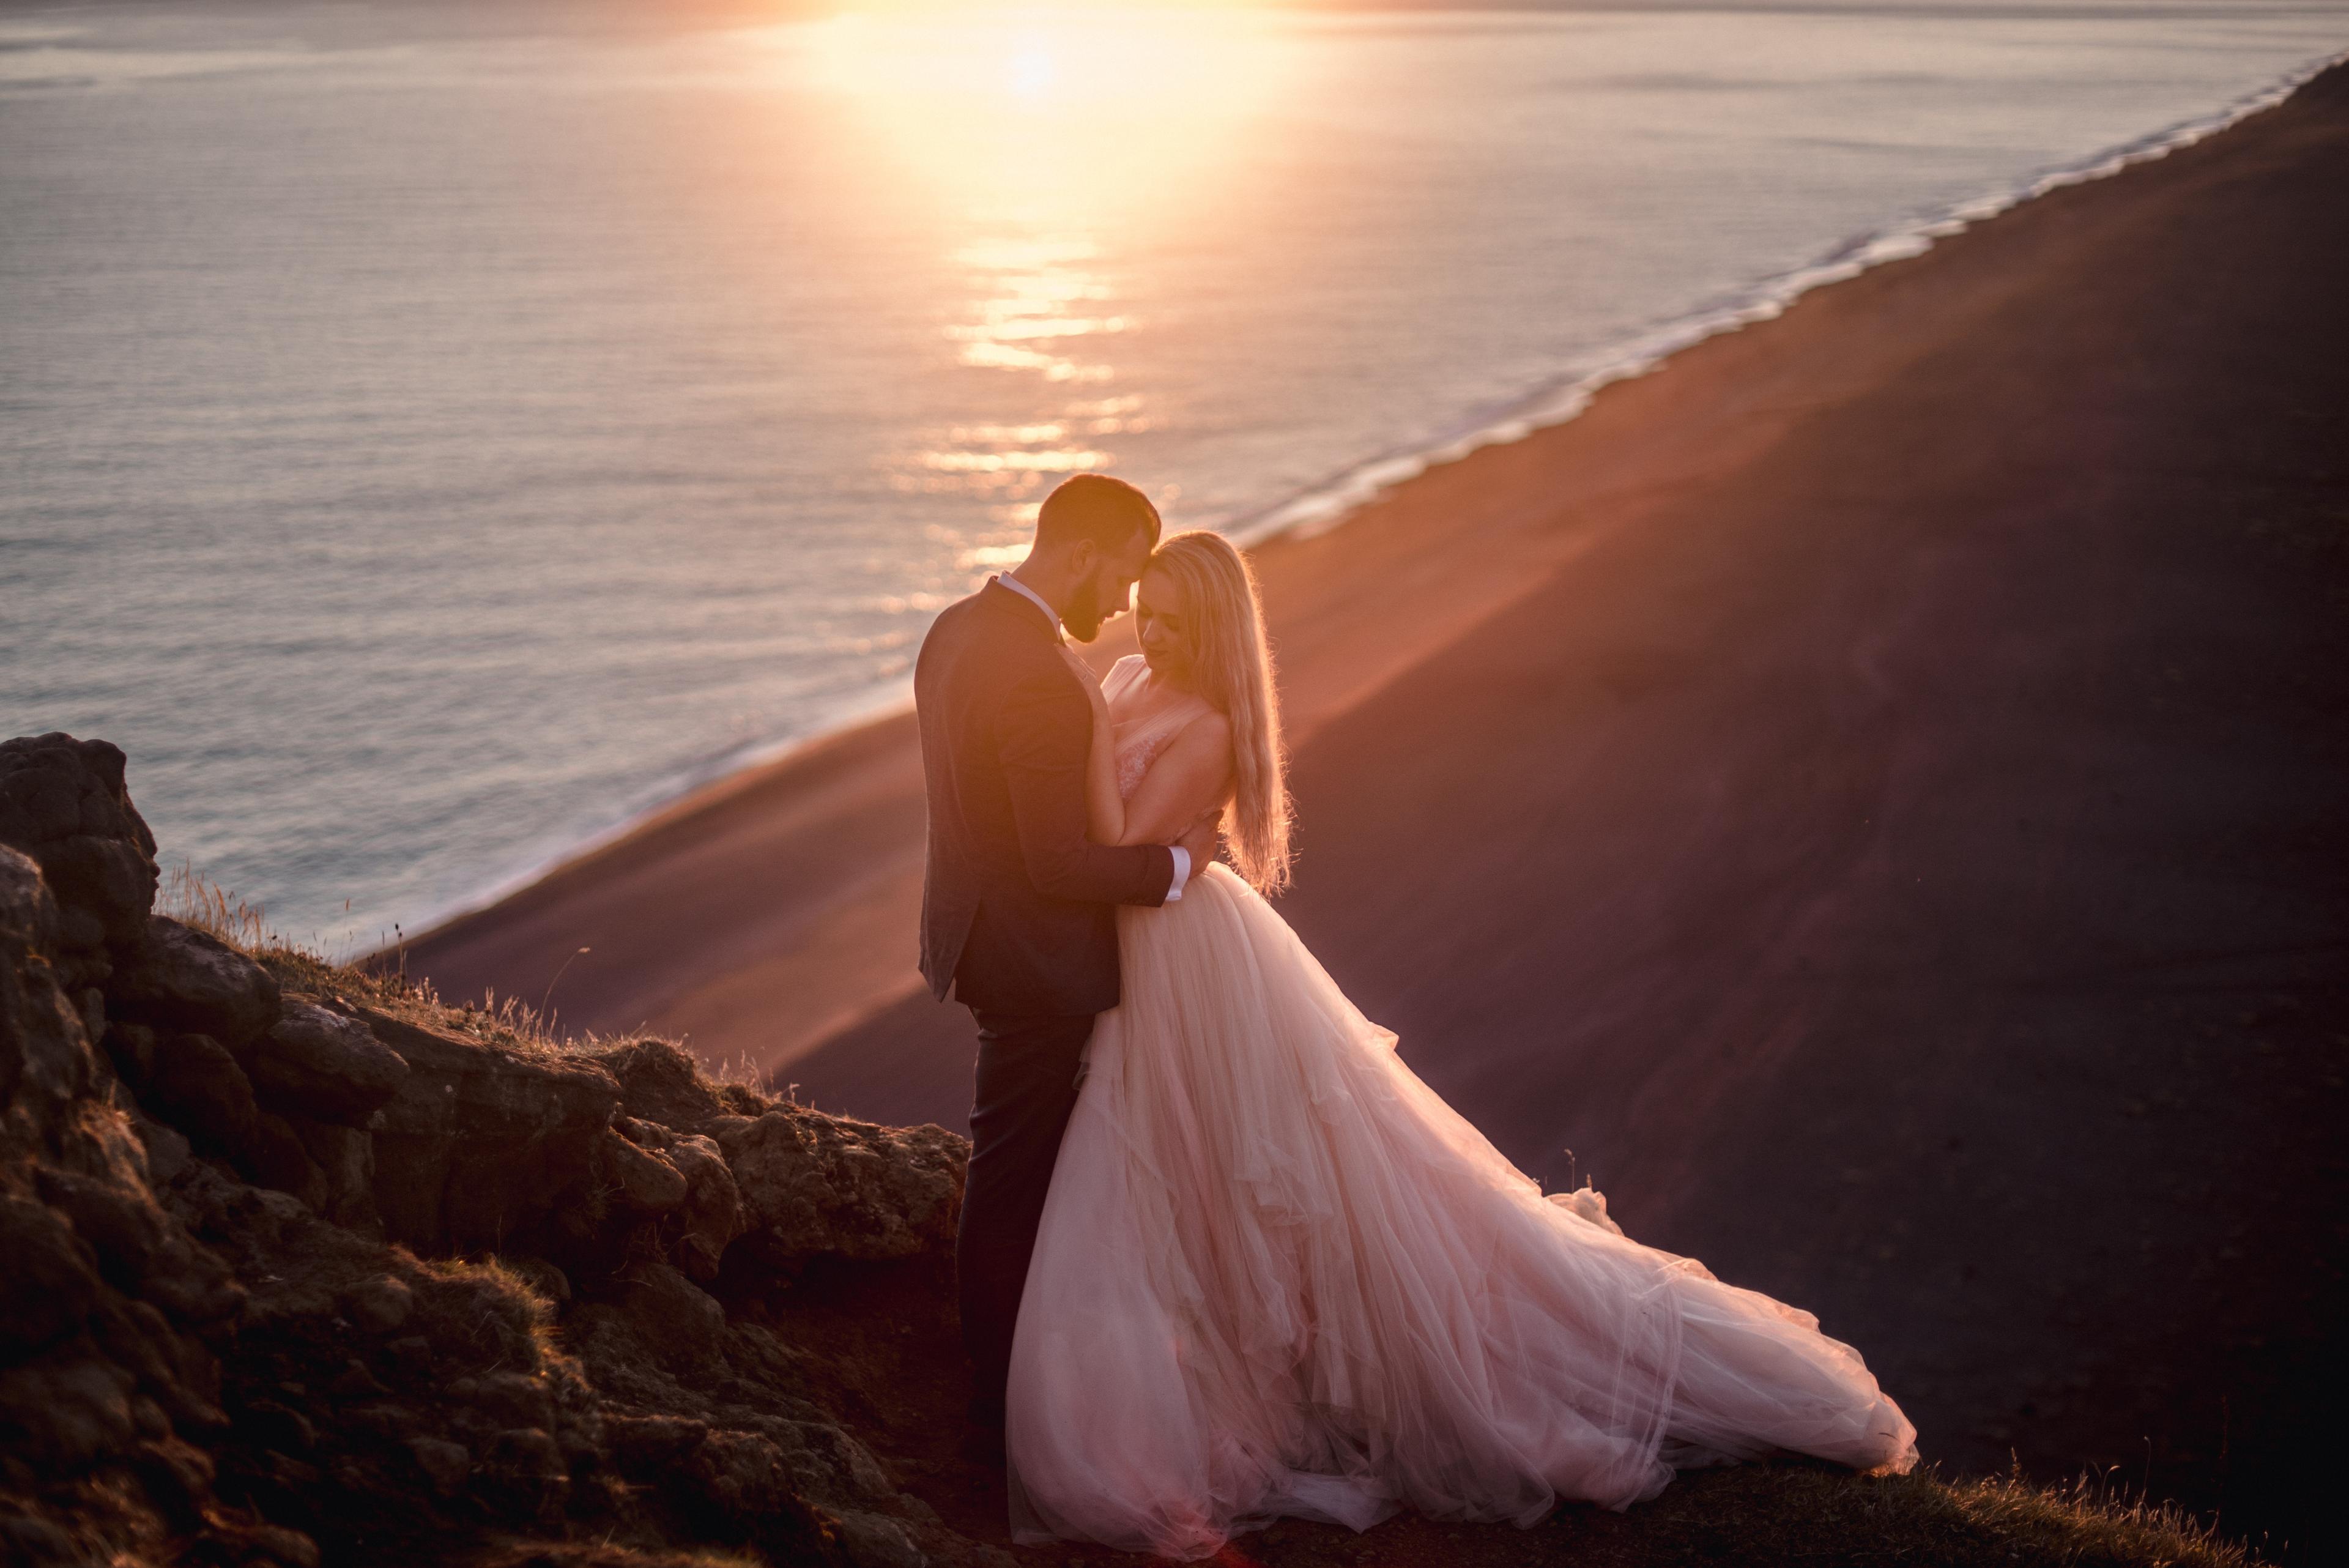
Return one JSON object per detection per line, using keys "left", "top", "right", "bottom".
{"left": 383, "top": 41, "right": 2347, "bottom": 963}
{"left": 1229, "top": 37, "right": 2349, "bottom": 548}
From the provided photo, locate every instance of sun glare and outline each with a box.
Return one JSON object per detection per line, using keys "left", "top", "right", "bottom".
{"left": 740, "top": 5, "right": 1295, "bottom": 568}
{"left": 1008, "top": 39, "right": 1056, "bottom": 98}
{"left": 782, "top": 5, "right": 1290, "bottom": 282}
{"left": 796, "top": 6, "right": 1283, "bottom": 120}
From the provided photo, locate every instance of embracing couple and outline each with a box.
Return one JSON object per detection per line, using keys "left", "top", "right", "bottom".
{"left": 914, "top": 474, "right": 1917, "bottom": 1558}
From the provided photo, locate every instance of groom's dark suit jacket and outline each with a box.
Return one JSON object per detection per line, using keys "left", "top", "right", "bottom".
{"left": 916, "top": 578, "right": 1176, "bottom": 1016}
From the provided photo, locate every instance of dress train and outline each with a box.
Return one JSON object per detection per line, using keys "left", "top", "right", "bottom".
{"left": 1004, "top": 863, "right": 1917, "bottom": 1559}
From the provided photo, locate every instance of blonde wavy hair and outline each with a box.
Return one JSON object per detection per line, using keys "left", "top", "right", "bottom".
{"left": 1145, "top": 530, "right": 1293, "bottom": 895}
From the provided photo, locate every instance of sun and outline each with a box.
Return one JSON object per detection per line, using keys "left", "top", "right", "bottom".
{"left": 782, "top": 5, "right": 1292, "bottom": 222}
{"left": 1007, "top": 37, "right": 1056, "bottom": 98}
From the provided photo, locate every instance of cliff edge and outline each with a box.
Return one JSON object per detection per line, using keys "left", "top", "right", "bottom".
{"left": 1, "top": 732, "right": 976, "bottom": 1568}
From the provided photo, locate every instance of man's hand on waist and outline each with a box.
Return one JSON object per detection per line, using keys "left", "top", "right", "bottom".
{"left": 1171, "top": 815, "right": 1222, "bottom": 899}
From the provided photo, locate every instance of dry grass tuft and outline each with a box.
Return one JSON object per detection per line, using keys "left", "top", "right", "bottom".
{"left": 162, "top": 864, "right": 588, "bottom": 1057}
{"left": 1507, "top": 1460, "right": 2262, "bottom": 1568}
{"left": 1944, "top": 1465, "right": 2257, "bottom": 1567}
{"left": 704, "top": 1049, "right": 770, "bottom": 1091}
{"left": 406, "top": 1252, "right": 568, "bottom": 1380}
{"left": 162, "top": 860, "right": 273, "bottom": 950}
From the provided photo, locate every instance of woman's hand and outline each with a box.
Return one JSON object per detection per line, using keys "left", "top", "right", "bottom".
{"left": 1061, "top": 644, "right": 1110, "bottom": 721}
{"left": 1068, "top": 645, "right": 1125, "bottom": 848}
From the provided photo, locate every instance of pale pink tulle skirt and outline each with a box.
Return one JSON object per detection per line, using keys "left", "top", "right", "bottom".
{"left": 1006, "top": 864, "right": 1916, "bottom": 1559}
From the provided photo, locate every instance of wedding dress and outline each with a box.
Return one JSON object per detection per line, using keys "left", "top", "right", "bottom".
{"left": 1005, "top": 657, "right": 1917, "bottom": 1558}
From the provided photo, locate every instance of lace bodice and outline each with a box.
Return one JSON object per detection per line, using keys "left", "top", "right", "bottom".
{"left": 1103, "top": 656, "right": 1213, "bottom": 800}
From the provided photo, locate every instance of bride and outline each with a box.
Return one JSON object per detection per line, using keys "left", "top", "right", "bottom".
{"left": 1003, "top": 529, "right": 1918, "bottom": 1558}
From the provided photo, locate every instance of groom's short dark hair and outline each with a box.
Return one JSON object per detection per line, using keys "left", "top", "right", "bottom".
{"left": 1035, "top": 474, "right": 1161, "bottom": 554}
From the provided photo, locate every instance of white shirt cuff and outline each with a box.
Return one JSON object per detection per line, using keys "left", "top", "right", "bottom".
{"left": 1165, "top": 845, "right": 1191, "bottom": 902}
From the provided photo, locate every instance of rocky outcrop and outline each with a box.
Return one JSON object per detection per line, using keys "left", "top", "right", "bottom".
{"left": 245, "top": 1000, "right": 408, "bottom": 1126}
{"left": 109, "top": 918, "right": 283, "bottom": 1052}
{"left": 721, "top": 1109, "right": 966, "bottom": 1269}
{"left": 596, "top": 1035, "right": 748, "bottom": 1135}
{"left": 360, "top": 1008, "right": 623, "bottom": 1255}
{"left": 0, "top": 734, "right": 160, "bottom": 993}
{"left": 1, "top": 845, "right": 263, "bottom": 1565}
{"left": 0, "top": 738, "right": 979, "bottom": 1568}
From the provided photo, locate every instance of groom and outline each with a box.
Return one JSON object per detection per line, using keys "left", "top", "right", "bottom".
{"left": 915, "top": 474, "right": 1219, "bottom": 1435}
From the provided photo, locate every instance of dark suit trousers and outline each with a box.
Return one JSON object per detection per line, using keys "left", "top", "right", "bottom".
{"left": 958, "top": 1007, "right": 1096, "bottom": 1414}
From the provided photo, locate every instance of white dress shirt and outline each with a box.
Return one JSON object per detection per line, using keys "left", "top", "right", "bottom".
{"left": 995, "top": 573, "right": 1189, "bottom": 901}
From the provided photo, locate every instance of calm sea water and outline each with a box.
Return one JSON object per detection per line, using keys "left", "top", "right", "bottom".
{"left": 6, "top": 1, "right": 2344, "bottom": 954}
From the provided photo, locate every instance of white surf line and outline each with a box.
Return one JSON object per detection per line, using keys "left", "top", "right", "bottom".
{"left": 1226, "top": 43, "right": 2349, "bottom": 551}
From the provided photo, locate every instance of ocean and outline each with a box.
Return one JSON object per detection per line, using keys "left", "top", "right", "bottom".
{"left": 6, "top": 0, "right": 2344, "bottom": 955}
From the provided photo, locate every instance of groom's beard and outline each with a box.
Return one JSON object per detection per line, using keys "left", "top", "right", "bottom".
{"left": 1061, "top": 578, "right": 1106, "bottom": 642}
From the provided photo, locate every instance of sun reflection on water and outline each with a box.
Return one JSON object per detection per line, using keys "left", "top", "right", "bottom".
{"left": 781, "top": 6, "right": 1290, "bottom": 571}
{"left": 946, "top": 234, "right": 1124, "bottom": 384}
